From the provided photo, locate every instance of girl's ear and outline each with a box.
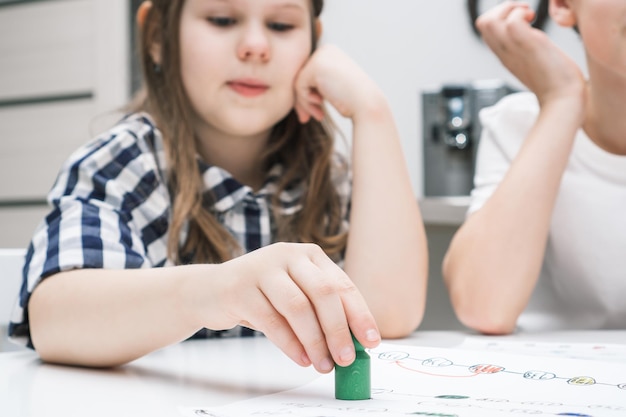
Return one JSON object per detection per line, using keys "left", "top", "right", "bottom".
{"left": 549, "top": 0, "right": 577, "bottom": 28}
{"left": 136, "top": 1, "right": 152, "bottom": 28}
{"left": 314, "top": 19, "right": 323, "bottom": 41}
{"left": 137, "top": 1, "right": 162, "bottom": 65}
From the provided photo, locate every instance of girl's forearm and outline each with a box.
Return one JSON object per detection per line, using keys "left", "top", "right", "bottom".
{"left": 345, "top": 98, "right": 428, "bottom": 338}
{"left": 29, "top": 266, "right": 206, "bottom": 367}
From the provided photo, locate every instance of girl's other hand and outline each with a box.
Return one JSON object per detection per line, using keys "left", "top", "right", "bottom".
{"left": 293, "top": 44, "right": 385, "bottom": 124}
{"left": 187, "top": 242, "right": 380, "bottom": 374}
{"left": 476, "top": 1, "right": 585, "bottom": 110}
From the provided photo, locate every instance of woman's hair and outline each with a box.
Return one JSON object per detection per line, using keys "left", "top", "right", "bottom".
{"left": 132, "top": 0, "right": 347, "bottom": 264}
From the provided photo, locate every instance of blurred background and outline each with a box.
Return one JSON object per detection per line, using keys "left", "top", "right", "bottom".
{"left": 0, "top": 0, "right": 585, "bottom": 330}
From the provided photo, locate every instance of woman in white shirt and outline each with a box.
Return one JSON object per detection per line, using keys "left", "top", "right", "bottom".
{"left": 443, "top": 0, "right": 626, "bottom": 334}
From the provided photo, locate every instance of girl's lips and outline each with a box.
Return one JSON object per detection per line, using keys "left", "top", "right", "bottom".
{"left": 227, "top": 80, "right": 269, "bottom": 97}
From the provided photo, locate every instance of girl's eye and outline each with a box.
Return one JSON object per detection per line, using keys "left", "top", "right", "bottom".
{"left": 267, "top": 22, "right": 294, "bottom": 32}
{"left": 207, "top": 16, "right": 236, "bottom": 27}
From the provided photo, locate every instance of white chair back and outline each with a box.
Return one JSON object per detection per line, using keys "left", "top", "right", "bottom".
{"left": 0, "top": 248, "right": 26, "bottom": 327}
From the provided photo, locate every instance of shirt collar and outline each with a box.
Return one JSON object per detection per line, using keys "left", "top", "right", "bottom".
{"left": 198, "top": 159, "right": 305, "bottom": 215}
{"left": 131, "top": 112, "right": 305, "bottom": 215}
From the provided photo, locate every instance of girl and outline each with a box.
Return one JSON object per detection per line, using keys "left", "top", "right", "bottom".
{"left": 8, "top": 0, "right": 428, "bottom": 371}
{"left": 443, "top": 0, "right": 626, "bottom": 334}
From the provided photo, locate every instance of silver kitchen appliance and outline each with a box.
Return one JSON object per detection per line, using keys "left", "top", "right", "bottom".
{"left": 422, "top": 79, "right": 517, "bottom": 196}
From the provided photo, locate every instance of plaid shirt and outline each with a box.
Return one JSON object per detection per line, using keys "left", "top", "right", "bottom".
{"left": 9, "top": 112, "right": 350, "bottom": 348}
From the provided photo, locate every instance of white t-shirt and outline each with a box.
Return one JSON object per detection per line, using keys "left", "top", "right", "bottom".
{"left": 469, "top": 91, "right": 626, "bottom": 331}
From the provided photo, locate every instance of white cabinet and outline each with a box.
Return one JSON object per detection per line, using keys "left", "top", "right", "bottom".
{"left": 0, "top": 0, "right": 93, "bottom": 101}
{"left": 0, "top": 0, "right": 131, "bottom": 248}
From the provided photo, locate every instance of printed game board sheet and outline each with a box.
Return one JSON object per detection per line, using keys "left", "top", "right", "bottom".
{"left": 181, "top": 341, "right": 626, "bottom": 417}
{"left": 458, "top": 336, "right": 626, "bottom": 363}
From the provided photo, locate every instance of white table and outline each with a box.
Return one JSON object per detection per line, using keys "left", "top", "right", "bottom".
{"left": 1, "top": 330, "right": 624, "bottom": 417}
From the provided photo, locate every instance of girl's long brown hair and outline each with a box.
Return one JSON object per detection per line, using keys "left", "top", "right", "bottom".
{"left": 132, "top": 0, "right": 347, "bottom": 264}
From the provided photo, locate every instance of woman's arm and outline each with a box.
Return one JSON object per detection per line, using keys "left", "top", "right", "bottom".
{"left": 294, "top": 44, "right": 428, "bottom": 338}
{"left": 442, "top": 2, "right": 586, "bottom": 334}
{"left": 443, "top": 99, "right": 581, "bottom": 334}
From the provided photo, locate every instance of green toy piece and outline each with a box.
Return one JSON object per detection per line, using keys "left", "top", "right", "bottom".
{"left": 334, "top": 333, "right": 371, "bottom": 400}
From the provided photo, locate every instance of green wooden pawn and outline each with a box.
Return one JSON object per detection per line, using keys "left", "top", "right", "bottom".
{"left": 334, "top": 333, "right": 371, "bottom": 400}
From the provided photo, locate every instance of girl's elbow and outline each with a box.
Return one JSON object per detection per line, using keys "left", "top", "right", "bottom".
{"left": 376, "top": 303, "right": 424, "bottom": 339}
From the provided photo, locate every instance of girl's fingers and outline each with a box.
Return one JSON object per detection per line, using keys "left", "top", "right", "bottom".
{"left": 259, "top": 272, "right": 335, "bottom": 373}
{"left": 304, "top": 89, "right": 324, "bottom": 105}
{"left": 224, "top": 243, "right": 378, "bottom": 373}
{"left": 289, "top": 245, "right": 379, "bottom": 365}
{"left": 294, "top": 76, "right": 325, "bottom": 123}
{"left": 238, "top": 289, "right": 312, "bottom": 368}
{"left": 306, "top": 248, "right": 380, "bottom": 351}
{"left": 282, "top": 257, "right": 354, "bottom": 367}
{"left": 340, "top": 290, "right": 381, "bottom": 348}
{"left": 294, "top": 45, "right": 361, "bottom": 122}
{"left": 294, "top": 103, "right": 312, "bottom": 124}
{"left": 294, "top": 100, "right": 324, "bottom": 124}
{"left": 220, "top": 252, "right": 314, "bottom": 369}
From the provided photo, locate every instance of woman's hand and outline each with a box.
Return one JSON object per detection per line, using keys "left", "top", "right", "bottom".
{"left": 187, "top": 242, "right": 381, "bottom": 374}
{"left": 477, "top": 1, "right": 585, "bottom": 109}
{"left": 293, "top": 44, "right": 385, "bottom": 124}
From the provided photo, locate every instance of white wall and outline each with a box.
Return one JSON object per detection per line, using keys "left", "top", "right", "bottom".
{"left": 320, "top": 0, "right": 586, "bottom": 197}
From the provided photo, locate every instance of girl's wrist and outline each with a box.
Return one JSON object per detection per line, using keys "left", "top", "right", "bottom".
{"left": 177, "top": 264, "right": 216, "bottom": 331}
{"left": 351, "top": 88, "right": 390, "bottom": 124}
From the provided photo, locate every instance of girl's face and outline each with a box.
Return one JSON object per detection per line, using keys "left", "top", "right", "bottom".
{"left": 179, "top": 0, "right": 313, "bottom": 141}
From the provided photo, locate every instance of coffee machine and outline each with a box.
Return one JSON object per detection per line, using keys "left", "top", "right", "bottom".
{"left": 422, "top": 79, "right": 516, "bottom": 196}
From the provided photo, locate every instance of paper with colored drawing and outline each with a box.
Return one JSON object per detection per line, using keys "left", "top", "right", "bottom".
{"left": 458, "top": 336, "right": 626, "bottom": 363}
{"left": 180, "top": 342, "right": 626, "bottom": 416}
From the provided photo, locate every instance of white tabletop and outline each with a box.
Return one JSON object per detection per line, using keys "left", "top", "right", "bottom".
{"left": 1, "top": 330, "right": 624, "bottom": 417}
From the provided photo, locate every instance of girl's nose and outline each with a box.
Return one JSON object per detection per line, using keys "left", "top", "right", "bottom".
{"left": 237, "top": 23, "right": 271, "bottom": 62}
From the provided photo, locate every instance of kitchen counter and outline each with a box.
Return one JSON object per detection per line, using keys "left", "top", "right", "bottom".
{"left": 419, "top": 196, "right": 470, "bottom": 226}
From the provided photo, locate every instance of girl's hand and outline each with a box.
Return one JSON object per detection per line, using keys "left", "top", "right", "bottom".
{"left": 293, "top": 44, "right": 385, "bottom": 123}
{"left": 477, "top": 1, "right": 585, "bottom": 109}
{"left": 189, "top": 242, "right": 381, "bottom": 374}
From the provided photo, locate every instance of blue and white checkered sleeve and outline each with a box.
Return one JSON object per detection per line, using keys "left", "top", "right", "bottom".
{"left": 8, "top": 126, "right": 171, "bottom": 348}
